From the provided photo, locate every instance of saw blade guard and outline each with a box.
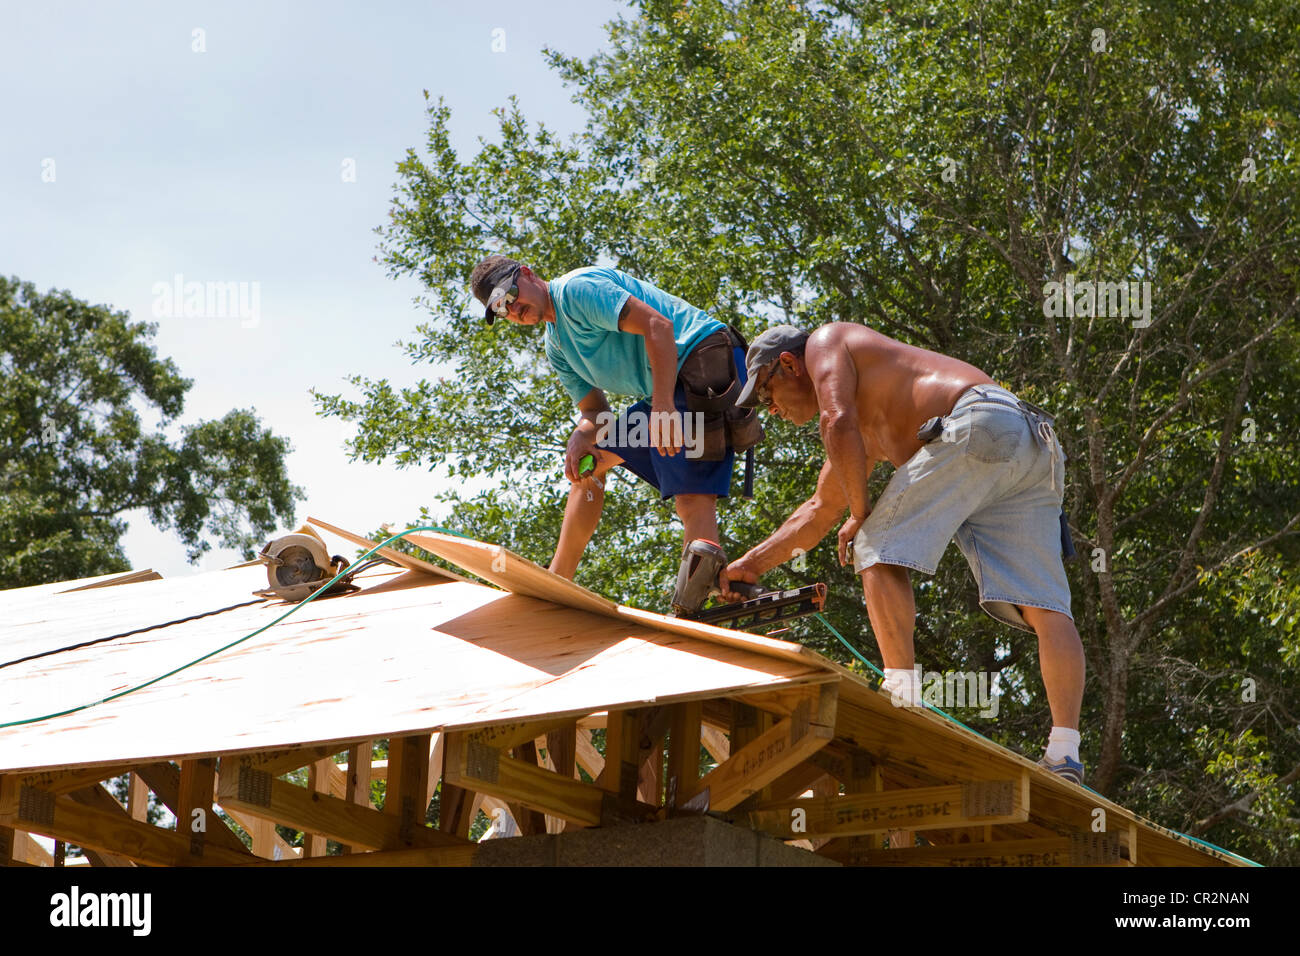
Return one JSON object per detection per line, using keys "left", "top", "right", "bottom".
{"left": 255, "top": 530, "right": 351, "bottom": 602}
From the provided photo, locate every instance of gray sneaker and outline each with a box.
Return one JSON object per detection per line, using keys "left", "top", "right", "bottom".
{"left": 1038, "top": 755, "right": 1085, "bottom": 785}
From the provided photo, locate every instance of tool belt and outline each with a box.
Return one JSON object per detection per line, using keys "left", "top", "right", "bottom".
{"left": 676, "top": 326, "right": 765, "bottom": 461}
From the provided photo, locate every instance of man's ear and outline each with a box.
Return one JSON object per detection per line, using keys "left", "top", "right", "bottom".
{"left": 779, "top": 351, "right": 800, "bottom": 375}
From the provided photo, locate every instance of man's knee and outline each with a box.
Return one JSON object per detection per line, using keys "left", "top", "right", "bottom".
{"left": 674, "top": 493, "right": 717, "bottom": 517}
{"left": 860, "top": 562, "right": 910, "bottom": 588}
{"left": 1017, "top": 604, "right": 1076, "bottom": 631}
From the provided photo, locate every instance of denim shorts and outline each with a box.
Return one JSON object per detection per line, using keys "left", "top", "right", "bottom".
{"left": 598, "top": 343, "right": 746, "bottom": 500}
{"left": 852, "top": 384, "right": 1072, "bottom": 632}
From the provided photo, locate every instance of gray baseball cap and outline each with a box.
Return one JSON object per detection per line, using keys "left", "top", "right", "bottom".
{"left": 735, "top": 325, "right": 810, "bottom": 407}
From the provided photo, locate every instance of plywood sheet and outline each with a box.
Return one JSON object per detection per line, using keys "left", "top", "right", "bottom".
{"left": 1, "top": 564, "right": 270, "bottom": 667}
{"left": 394, "top": 527, "right": 618, "bottom": 617}
{"left": 0, "top": 573, "right": 832, "bottom": 774}
{"left": 345, "top": 521, "right": 824, "bottom": 666}
{"left": 306, "top": 518, "right": 469, "bottom": 584}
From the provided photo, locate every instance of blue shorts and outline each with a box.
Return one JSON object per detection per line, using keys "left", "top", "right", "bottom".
{"left": 598, "top": 344, "right": 746, "bottom": 500}
{"left": 852, "top": 384, "right": 1073, "bottom": 632}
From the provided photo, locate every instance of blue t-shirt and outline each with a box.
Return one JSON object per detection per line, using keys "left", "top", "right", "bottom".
{"left": 544, "top": 267, "right": 724, "bottom": 402}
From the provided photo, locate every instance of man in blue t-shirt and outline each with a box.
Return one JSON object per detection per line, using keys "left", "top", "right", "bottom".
{"left": 470, "top": 254, "right": 753, "bottom": 579}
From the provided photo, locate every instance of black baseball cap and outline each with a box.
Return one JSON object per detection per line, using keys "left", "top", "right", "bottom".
{"left": 471, "top": 255, "right": 523, "bottom": 325}
{"left": 735, "top": 325, "right": 811, "bottom": 407}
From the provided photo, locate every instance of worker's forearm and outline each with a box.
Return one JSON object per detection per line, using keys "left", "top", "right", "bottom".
{"left": 823, "top": 417, "right": 871, "bottom": 518}
{"left": 741, "top": 498, "right": 842, "bottom": 574}
{"left": 574, "top": 393, "right": 612, "bottom": 436}
{"left": 645, "top": 321, "right": 679, "bottom": 406}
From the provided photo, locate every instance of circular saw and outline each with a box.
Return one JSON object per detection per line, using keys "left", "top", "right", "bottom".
{"left": 254, "top": 529, "right": 359, "bottom": 602}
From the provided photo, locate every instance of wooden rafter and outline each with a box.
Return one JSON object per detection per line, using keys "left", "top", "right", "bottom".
{"left": 745, "top": 773, "right": 1031, "bottom": 839}
{"left": 683, "top": 684, "right": 837, "bottom": 812}
{"left": 216, "top": 764, "right": 462, "bottom": 852}
{"left": 820, "top": 832, "right": 1129, "bottom": 867}
{"left": 136, "top": 761, "right": 251, "bottom": 856}
{"left": 1, "top": 791, "right": 251, "bottom": 867}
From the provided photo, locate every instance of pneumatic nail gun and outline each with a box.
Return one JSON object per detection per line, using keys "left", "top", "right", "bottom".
{"left": 671, "top": 539, "right": 826, "bottom": 632}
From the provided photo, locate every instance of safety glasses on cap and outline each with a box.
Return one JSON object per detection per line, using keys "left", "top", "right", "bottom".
{"left": 486, "top": 267, "right": 522, "bottom": 321}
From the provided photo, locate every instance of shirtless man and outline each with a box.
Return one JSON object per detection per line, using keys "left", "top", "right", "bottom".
{"left": 718, "top": 323, "right": 1087, "bottom": 783}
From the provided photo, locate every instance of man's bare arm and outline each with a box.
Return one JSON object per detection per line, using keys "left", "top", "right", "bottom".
{"left": 804, "top": 331, "right": 872, "bottom": 520}
{"left": 617, "top": 296, "right": 682, "bottom": 456}
{"left": 741, "top": 459, "right": 849, "bottom": 573}
{"left": 564, "top": 387, "right": 612, "bottom": 482}
{"left": 720, "top": 458, "right": 860, "bottom": 599}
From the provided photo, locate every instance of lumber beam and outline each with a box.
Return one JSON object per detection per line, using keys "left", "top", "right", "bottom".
{"left": 0, "top": 825, "right": 17, "bottom": 866}
{"left": 702, "top": 697, "right": 732, "bottom": 731}
{"left": 0, "top": 766, "right": 133, "bottom": 812}
{"left": 467, "top": 716, "right": 578, "bottom": 753}
{"left": 137, "top": 761, "right": 251, "bottom": 855}
{"left": 230, "top": 744, "right": 340, "bottom": 780}
{"left": 438, "top": 782, "right": 477, "bottom": 839}
{"left": 341, "top": 742, "right": 373, "bottom": 854}
{"left": 765, "top": 760, "right": 833, "bottom": 802}
{"left": 384, "top": 734, "right": 432, "bottom": 846}
{"left": 509, "top": 742, "right": 548, "bottom": 836}
{"left": 127, "top": 772, "right": 149, "bottom": 822}
{"left": 731, "top": 680, "right": 840, "bottom": 722}
{"left": 546, "top": 722, "right": 578, "bottom": 781}
{"left": 217, "top": 765, "right": 463, "bottom": 852}
{"left": 63, "top": 787, "right": 141, "bottom": 867}
{"left": 700, "top": 724, "right": 729, "bottom": 764}
{"left": 576, "top": 729, "right": 604, "bottom": 783}
{"left": 820, "top": 832, "right": 1127, "bottom": 867}
{"left": 345, "top": 744, "right": 373, "bottom": 806}
{"left": 0, "top": 791, "right": 250, "bottom": 867}
{"left": 223, "top": 806, "right": 299, "bottom": 861}
{"left": 444, "top": 731, "right": 655, "bottom": 827}
{"left": 303, "top": 758, "right": 332, "bottom": 857}
{"left": 530, "top": 741, "right": 565, "bottom": 834}
{"left": 22, "top": 830, "right": 52, "bottom": 866}
{"left": 244, "top": 844, "right": 478, "bottom": 867}
{"left": 729, "top": 702, "right": 764, "bottom": 758}
{"left": 745, "top": 775, "right": 1030, "bottom": 839}
{"left": 684, "top": 683, "right": 837, "bottom": 812}
{"left": 426, "top": 733, "right": 443, "bottom": 806}
{"left": 808, "top": 742, "right": 880, "bottom": 788}
{"left": 178, "top": 758, "right": 217, "bottom": 858}
{"left": 336, "top": 759, "right": 387, "bottom": 787}
{"left": 665, "top": 701, "right": 703, "bottom": 809}
{"left": 637, "top": 719, "right": 666, "bottom": 807}
{"left": 1, "top": 826, "right": 49, "bottom": 867}
{"left": 597, "top": 709, "right": 641, "bottom": 802}
{"left": 446, "top": 732, "right": 602, "bottom": 826}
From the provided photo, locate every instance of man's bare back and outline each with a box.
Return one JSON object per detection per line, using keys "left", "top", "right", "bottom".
{"left": 807, "top": 323, "right": 994, "bottom": 466}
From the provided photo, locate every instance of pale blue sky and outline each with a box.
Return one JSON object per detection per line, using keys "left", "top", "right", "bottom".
{"left": 1, "top": 0, "right": 625, "bottom": 577}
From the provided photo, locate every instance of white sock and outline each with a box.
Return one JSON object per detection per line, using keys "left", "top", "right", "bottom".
{"left": 882, "top": 666, "right": 922, "bottom": 707}
{"left": 1044, "top": 727, "right": 1081, "bottom": 763}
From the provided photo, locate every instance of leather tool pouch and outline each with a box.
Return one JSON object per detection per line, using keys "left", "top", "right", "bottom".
{"left": 677, "top": 327, "right": 764, "bottom": 461}
{"left": 916, "top": 416, "right": 945, "bottom": 444}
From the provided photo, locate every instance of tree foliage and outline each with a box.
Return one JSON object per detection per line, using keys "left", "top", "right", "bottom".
{"left": 316, "top": 0, "right": 1300, "bottom": 862}
{"left": 1, "top": 276, "right": 303, "bottom": 586}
